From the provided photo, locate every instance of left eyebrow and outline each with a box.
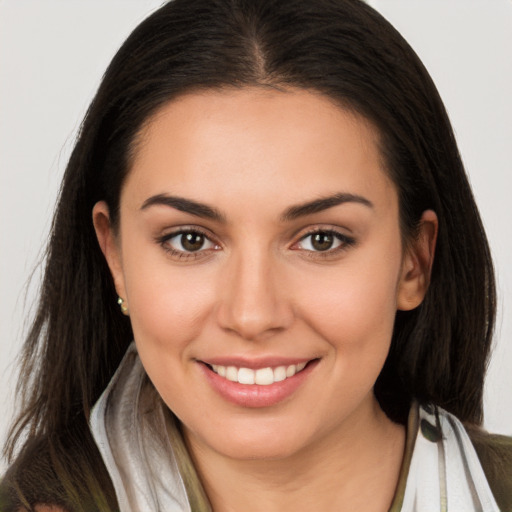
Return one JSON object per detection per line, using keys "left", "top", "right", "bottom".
{"left": 281, "top": 193, "right": 374, "bottom": 221}
{"left": 140, "top": 194, "right": 226, "bottom": 222}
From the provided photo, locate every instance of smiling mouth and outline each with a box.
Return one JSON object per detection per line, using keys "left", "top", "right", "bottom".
{"left": 206, "top": 361, "right": 312, "bottom": 386}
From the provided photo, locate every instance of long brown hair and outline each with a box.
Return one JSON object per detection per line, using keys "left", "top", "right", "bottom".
{"left": 2, "top": 0, "right": 496, "bottom": 509}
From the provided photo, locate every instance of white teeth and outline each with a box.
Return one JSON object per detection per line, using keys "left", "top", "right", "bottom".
{"left": 273, "top": 366, "right": 287, "bottom": 382}
{"left": 238, "top": 367, "right": 255, "bottom": 385}
{"left": 255, "top": 367, "right": 274, "bottom": 385}
{"left": 286, "top": 365, "right": 296, "bottom": 378}
{"left": 226, "top": 366, "right": 238, "bottom": 382}
{"left": 210, "top": 361, "right": 309, "bottom": 385}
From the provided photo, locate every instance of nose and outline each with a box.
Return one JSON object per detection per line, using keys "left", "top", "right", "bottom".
{"left": 216, "top": 250, "right": 294, "bottom": 341}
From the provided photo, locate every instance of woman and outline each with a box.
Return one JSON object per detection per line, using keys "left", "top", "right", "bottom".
{"left": 1, "top": 0, "right": 511, "bottom": 511}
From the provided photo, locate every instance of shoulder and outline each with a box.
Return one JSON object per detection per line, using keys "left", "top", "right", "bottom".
{"left": 466, "top": 425, "right": 512, "bottom": 511}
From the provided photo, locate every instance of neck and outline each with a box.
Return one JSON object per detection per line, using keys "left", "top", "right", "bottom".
{"left": 184, "top": 396, "right": 406, "bottom": 512}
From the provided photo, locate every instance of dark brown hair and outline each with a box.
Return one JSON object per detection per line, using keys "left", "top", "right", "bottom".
{"left": 2, "top": 0, "right": 496, "bottom": 509}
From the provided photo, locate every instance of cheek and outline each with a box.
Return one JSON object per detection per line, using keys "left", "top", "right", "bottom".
{"left": 129, "top": 271, "right": 214, "bottom": 346}
{"left": 121, "top": 257, "right": 218, "bottom": 417}
{"left": 120, "top": 234, "right": 217, "bottom": 357}
{"left": 291, "top": 247, "right": 402, "bottom": 422}
{"left": 297, "top": 243, "right": 402, "bottom": 355}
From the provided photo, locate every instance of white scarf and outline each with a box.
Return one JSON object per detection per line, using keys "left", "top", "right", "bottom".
{"left": 90, "top": 344, "right": 500, "bottom": 511}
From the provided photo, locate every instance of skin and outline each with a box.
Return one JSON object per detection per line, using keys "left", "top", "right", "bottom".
{"left": 94, "top": 87, "right": 437, "bottom": 512}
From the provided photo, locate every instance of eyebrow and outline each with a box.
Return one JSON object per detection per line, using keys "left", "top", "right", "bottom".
{"left": 140, "top": 191, "right": 373, "bottom": 222}
{"left": 281, "top": 193, "right": 373, "bottom": 221}
{"left": 140, "top": 194, "right": 226, "bottom": 222}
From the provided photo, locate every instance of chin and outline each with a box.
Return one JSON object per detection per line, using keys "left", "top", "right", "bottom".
{"left": 220, "top": 437, "right": 305, "bottom": 461}
{"left": 189, "top": 417, "right": 319, "bottom": 461}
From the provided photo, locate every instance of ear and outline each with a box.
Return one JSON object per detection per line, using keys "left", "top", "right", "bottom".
{"left": 397, "top": 210, "right": 438, "bottom": 311}
{"left": 92, "top": 201, "right": 128, "bottom": 307}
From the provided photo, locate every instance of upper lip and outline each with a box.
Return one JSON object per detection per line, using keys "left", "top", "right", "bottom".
{"left": 199, "top": 356, "right": 318, "bottom": 370}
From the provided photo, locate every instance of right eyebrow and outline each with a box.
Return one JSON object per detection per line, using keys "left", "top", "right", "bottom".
{"left": 140, "top": 194, "right": 226, "bottom": 222}
{"left": 281, "top": 192, "right": 374, "bottom": 221}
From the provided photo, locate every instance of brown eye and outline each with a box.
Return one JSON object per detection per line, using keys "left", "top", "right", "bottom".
{"left": 311, "top": 232, "right": 334, "bottom": 251}
{"left": 164, "top": 230, "right": 217, "bottom": 254}
{"left": 181, "top": 232, "right": 206, "bottom": 252}
{"left": 295, "top": 230, "right": 355, "bottom": 254}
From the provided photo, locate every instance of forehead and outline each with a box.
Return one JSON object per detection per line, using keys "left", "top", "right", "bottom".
{"left": 124, "top": 87, "right": 396, "bottom": 216}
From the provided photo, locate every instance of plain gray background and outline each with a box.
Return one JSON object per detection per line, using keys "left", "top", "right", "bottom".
{"left": 1, "top": 0, "right": 511, "bottom": 472}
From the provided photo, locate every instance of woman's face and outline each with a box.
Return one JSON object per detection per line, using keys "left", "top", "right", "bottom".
{"left": 94, "top": 87, "right": 435, "bottom": 460}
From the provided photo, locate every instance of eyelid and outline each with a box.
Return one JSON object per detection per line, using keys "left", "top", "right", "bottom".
{"left": 155, "top": 224, "right": 355, "bottom": 261}
{"left": 290, "top": 226, "right": 356, "bottom": 256}
{"left": 156, "top": 225, "right": 221, "bottom": 259}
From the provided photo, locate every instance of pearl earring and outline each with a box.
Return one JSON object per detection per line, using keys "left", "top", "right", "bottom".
{"left": 117, "top": 296, "right": 129, "bottom": 315}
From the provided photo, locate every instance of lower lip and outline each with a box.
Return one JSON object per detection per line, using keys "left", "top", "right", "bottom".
{"left": 199, "top": 360, "right": 319, "bottom": 408}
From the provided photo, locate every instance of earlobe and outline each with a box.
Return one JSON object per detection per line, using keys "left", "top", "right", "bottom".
{"left": 92, "top": 201, "right": 127, "bottom": 304}
{"left": 397, "top": 210, "right": 438, "bottom": 311}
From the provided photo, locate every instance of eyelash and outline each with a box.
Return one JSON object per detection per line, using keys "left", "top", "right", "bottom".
{"left": 293, "top": 229, "right": 356, "bottom": 259}
{"left": 157, "top": 227, "right": 219, "bottom": 261}
{"left": 156, "top": 227, "right": 356, "bottom": 261}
